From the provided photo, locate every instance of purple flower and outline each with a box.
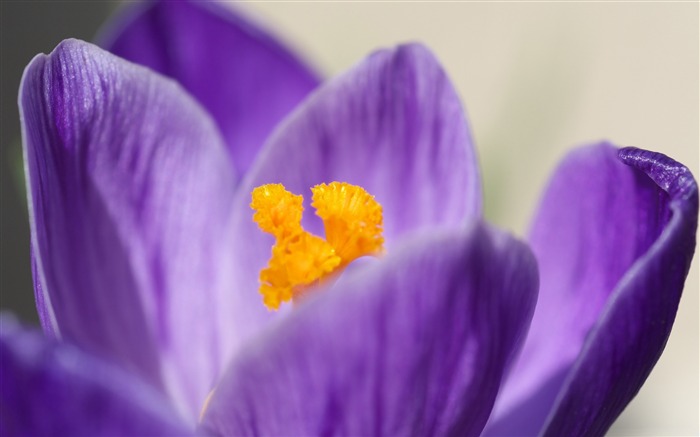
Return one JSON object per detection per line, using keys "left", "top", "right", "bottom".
{"left": 2, "top": 1, "right": 697, "bottom": 436}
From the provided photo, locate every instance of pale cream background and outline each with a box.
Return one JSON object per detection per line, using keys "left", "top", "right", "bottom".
{"left": 238, "top": 2, "right": 699, "bottom": 435}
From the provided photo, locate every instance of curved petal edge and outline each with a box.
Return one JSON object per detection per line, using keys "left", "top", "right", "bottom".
{"left": 99, "top": 0, "right": 320, "bottom": 175}
{"left": 201, "top": 223, "right": 537, "bottom": 437}
{"left": 541, "top": 147, "right": 698, "bottom": 435}
{"left": 0, "top": 316, "right": 192, "bottom": 436}
{"left": 19, "top": 38, "right": 237, "bottom": 420}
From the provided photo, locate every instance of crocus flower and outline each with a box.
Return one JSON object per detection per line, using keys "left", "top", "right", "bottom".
{"left": 2, "top": 1, "right": 697, "bottom": 436}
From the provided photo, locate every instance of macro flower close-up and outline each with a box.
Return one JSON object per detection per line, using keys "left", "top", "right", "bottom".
{"left": 0, "top": 1, "right": 698, "bottom": 436}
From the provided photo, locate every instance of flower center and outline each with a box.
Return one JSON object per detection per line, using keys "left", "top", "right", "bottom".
{"left": 251, "top": 182, "right": 384, "bottom": 310}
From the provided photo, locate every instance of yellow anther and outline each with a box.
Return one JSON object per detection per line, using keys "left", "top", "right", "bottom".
{"left": 259, "top": 232, "right": 341, "bottom": 310}
{"left": 311, "top": 182, "right": 384, "bottom": 265}
{"left": 251, "top": 182, "right": 384, "bottom": 311}
{"left": 251, "top": 184, "right": 303, "bottom": 238}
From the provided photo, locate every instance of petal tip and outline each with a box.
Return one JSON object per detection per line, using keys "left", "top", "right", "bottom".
{"left": 618, "top": 146, "right": 698, "bottom": 204}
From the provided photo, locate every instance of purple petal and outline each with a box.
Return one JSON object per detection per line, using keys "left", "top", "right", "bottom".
{"left": 541, "top": 148, "right": 697, "bottom": 435}
{"left": 243, "top": 43, "right": 480, "bottom": 239}
{"left": 20, "top": 39, "right": 237, "bottom": 420}
{"left": 222, "top": 43, "right": 481, "bottom": 339}
{"left": 100, "top": 0, "right": 320, "bottom": 176}
{"left": 201, "top": 223, "right": 537, "bottom": 437}
{"left": 486, "top": 144, "right": 697, "bottom": 436}
{"left": 30, "top": 251, "right": 55, "bottom": 338}
{"left": 0, "top": 316, "right": 192, "bottom": 436}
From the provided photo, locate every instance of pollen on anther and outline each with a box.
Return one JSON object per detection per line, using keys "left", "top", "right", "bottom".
{"left": 259, "top": 232, "right": 341, "bottom": 310}
{"left": 251, "top": 183, "right": 303, "bottom": 238}
{"left": 251, "top": 182, "right": 384, "bottom": 311}
{"left": 311, "top": 182, "right": 384, "bottom": 265}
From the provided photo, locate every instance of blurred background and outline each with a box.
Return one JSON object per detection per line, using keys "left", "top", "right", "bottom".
{"left": 1, "top": 1, "right": 697, "bottom": 435}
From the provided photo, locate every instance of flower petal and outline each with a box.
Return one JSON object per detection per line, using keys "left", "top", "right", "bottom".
{"left": 99, "top": 0, "right": 320, "bottom": 176}
{"left": 485, "top": 144, "right": 698, "bottom": 436}
{"left": 222, "top": 43, "right": 481, "bottom": 339}
{"left": 0, "top": 316, "right": 192, "bottom": 436}
{"left": 201, "top": 223, "right": 537, "bottom": 437}
{"left": 31, "top": 251, "right": 55, "bottom": 337}
{"left": 541, "top": 148, "right": 697, "bottom": 435}
{"left": 20, "top": 39, "right": 237, "bottom": 420}
{"left": 242, "top": 43, "right": 480, "bottom": 239}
